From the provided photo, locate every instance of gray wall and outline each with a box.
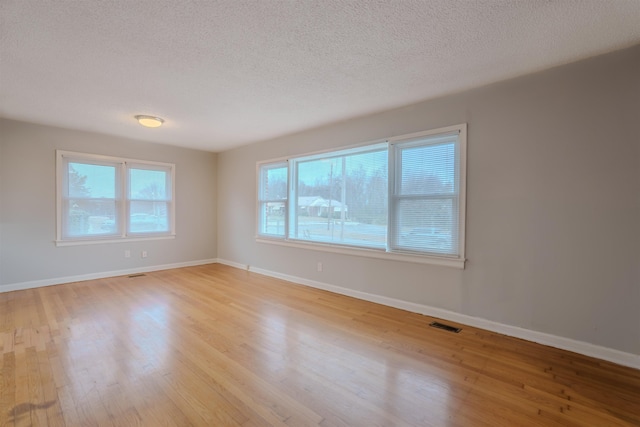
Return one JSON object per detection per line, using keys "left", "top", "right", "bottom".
{"left": 217, "top": 45, "right": 640, "bottom": 355}
{"left": 0, "top": 119, "right": 218, "bottom": 286}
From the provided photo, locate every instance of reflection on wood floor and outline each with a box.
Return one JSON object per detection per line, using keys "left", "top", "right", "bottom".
{"left": 1, "top": 263, "right": 639, "bottom": 426}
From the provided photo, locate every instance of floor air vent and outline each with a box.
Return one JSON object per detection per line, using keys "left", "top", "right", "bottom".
{"left": 429, "top": 321, "right": 461, "bottom": 333}
{"left": 128, "top": 273, "right": 146, "bottom": 278}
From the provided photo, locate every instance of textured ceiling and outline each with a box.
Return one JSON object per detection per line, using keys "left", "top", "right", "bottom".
{"left": 1, "top": 1, "right": 640, "bottom": 152}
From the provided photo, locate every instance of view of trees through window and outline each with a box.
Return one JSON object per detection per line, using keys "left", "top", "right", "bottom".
{"left": 66, "top": 163, "right": 117, "bottom": 237}
{"left": 292, "top": 149, "right": 388, "bottom": 247}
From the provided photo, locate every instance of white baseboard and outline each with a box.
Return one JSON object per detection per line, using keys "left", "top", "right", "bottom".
{"left": 0, "top": 258, "right": 218, "bottom": 293}
{"left": 217, "top": 258, "right": 640, "bottom": 370}
{"left": 218, "top": 259, "right": 250, "bottom": 271}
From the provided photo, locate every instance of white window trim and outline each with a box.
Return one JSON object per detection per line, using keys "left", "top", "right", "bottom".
{"left": 255, "top": 124, "right": 467, "bottom": 269}
{"left": 56, "top": 150, "right": 176, "bottom": 246}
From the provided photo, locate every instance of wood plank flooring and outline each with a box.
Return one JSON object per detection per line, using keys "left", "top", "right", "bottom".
{"left": 1, "top": 263, "right": 639, "bottom": 426}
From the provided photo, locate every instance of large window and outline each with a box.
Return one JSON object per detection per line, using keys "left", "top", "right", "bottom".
{"left": 290, "top": 144, "right": 388, "bottom": 248}
{"left": 257, "top": 124, "right": 467, "bottom": 268}
{"left": 56, "top": 151, "right": 175, "bottom": 245}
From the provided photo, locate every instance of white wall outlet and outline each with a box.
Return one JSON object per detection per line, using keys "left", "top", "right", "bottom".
{"left": 124, "top": 250, "right": 131, "bottom": 258}
{"left": 317, "top": 262, "right": 323, "bottom": 272}
{"left": 141, "top": 251, "right": 148, "bottom": 258}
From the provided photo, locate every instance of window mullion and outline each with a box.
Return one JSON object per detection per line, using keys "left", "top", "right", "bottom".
{"left": 387, "top": 141, "right": 397, "bottom": 250}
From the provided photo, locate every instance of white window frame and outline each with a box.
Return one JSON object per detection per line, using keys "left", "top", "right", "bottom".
{"left": 256, "top": 124, "right": 467, "bottom": 268}
{"left": 56, "top": 150, "right": 176, "bottom": 246}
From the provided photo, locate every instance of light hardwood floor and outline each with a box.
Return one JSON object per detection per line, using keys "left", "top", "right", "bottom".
{"left": 1, "top": 263, "right": 639, "bottom": 426}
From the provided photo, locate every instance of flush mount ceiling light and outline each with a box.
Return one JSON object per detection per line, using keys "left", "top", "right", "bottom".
{"left": 135, "top": 115, "right": 164, "bottom": 128}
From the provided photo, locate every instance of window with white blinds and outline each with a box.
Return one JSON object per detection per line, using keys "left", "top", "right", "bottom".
{"left": 256, "top": 124, "right": 466, "bottom": 267}
{"left": 390, "top": 133, "right": 460, "bottom": 256}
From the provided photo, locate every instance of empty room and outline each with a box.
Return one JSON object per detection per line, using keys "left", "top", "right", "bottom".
{"left": 1, "top": 0, "right": 639, "bottom": 426}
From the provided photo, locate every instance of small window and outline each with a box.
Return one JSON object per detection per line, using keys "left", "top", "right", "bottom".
{"left": 257, "top": 162, "right": 288, "bottom": 238}
{"left": 57, "top": 151, "right": 175, "bottom": 245}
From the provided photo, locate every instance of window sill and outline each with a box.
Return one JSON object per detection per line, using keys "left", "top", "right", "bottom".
{"left": 255, "top": 237, "right": 465, "bottom": 269}
{"left": 55, "top": 235, "right": 175, "bottom": 247}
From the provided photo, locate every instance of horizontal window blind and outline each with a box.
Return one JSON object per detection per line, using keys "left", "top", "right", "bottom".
{"left": 391, "top": 134, "right": 460, "bottom": 255}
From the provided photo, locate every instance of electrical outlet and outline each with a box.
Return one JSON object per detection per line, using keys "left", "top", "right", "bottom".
{"left": 124, "top": 250, "right": 131, "bottom": 258}
{"left": 317, "top": 262, "right": 323, "bottom": 272}
{"left": 141, "top": 251, "right": 148, "bottom": 258}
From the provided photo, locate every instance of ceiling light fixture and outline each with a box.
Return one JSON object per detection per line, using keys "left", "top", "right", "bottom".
{"left": 135, "top": 115, "right": 164, "bottom": 128}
